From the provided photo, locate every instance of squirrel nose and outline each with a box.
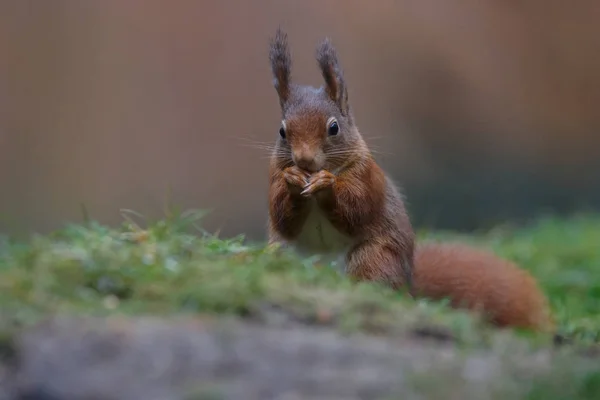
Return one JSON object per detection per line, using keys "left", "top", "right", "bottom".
{"left": 293, "top": 153, "right": 318, "bottom": 172}
{"left": 295, "top": 157, "right": 317, "bottom": 172}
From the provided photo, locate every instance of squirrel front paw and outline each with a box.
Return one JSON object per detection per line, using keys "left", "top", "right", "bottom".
{"left": 283, "top": 166, "right": 311, "bottom": 195}
{"left": 301, "top": 170, "right": 336, "bottom": 196}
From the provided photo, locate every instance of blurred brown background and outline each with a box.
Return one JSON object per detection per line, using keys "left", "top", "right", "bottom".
{"left": 2, "top": 1, "right": 600, "bottom": 240}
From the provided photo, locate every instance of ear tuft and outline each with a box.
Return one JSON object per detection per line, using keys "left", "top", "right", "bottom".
{"left": 269, "top": 27, "right": 292, "bottom": 108}
{"left": 316, "top": 37, "right": 349, "bottom": 115}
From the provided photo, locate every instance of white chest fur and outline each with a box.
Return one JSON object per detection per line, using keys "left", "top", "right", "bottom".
{"left": 293, "top": 198, "right": 354, "bottom": 260}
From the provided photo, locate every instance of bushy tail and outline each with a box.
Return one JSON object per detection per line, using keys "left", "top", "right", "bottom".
{"left": 412, "top": 242, "right": 554, "bottom": 332}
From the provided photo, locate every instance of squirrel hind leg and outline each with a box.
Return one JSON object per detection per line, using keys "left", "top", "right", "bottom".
{"left": 345, "top": 239, "right": 413, "bottom": 292}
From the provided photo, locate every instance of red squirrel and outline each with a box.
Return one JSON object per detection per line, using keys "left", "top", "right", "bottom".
{"left": 266, "top": 28, "right": 554, "bottom": 333}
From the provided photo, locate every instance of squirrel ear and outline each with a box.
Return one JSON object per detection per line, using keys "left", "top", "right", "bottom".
{"left": 316, "top": 38, "right": 349, "bottom": 116}
{"left": 269, "top": 27, "right": 292, "bottom": 109}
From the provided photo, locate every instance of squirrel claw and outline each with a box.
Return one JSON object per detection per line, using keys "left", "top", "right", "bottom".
{"left": 302, "top": 170, "right": 336, "bottom": 196}
{"left": 283, "top": 166, "right": 310, "bottom": 194}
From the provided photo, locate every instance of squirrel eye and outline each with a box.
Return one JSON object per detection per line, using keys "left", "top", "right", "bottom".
{"left": 328, "top": 119, "right": 339, "bottom": 136}
{"left": 279, "top": 121, "right": 286, "bottom": 139}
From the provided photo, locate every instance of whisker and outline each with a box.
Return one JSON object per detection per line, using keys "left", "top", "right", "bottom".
{"left": 368, "top": 149, "right": 393, "bottom": 156}
{"left": 259, "top": 152, "right": 291, "bottom": 159}
{"left": 327, "top": 155, "right": 354, "bottom": 162}
{"left": 239, "top": 143, "right": 278, "bottom": 149}
{"left": 326, "top": 150, "right": 355, "bottom": 154}
{"left": 239, "top": 142, "right": 277, "bottom": 149}
{"left": 329, "top": 147, "right": 393, "bottom": 157}
{"left": 239, "top": 136, "right": 276, "bottom": 144}
{"left": 325, "top": 152, "right": 357, "bottom": 157}
{"left": 238, "top": 138, "right": 279, "bottom": 150}
{"left": 239, "top": 145, "right": 284, "bottom": 154}
{"left": 362, "top": 135, "right": 385, "bottom": 141}
{"left": 325, "top": 149, "right": 357, "bottom": 154}
{"left": 243, "top": 149, "right": 291, "bottom": 160}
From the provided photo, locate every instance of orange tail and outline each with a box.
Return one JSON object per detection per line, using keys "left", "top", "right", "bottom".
{"left": 413, "top": 242, "right": 554, "bottom": 332}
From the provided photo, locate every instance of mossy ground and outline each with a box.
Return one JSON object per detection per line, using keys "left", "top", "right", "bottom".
{"left": 1, "top": 210, "right": 599, "bottom": 398}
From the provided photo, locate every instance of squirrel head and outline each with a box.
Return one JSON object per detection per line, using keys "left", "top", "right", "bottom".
{"left": 268, "top": 28, "right": 365, "bottom": 173}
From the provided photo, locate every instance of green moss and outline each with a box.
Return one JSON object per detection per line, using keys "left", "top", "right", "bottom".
{"left": 0, "top": 210, "right": 487, "bottom": 344}
{"left": 2, "top": 211, "right": 600, "bottom": 344}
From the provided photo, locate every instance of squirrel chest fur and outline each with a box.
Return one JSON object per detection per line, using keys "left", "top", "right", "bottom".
{"left": 294, "top": 197, "right": 354, "bottom": 255}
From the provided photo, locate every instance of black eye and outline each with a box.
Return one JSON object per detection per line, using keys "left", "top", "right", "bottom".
{"left": 279, "top": 126, "right": 286, "bottom": 139}
{"left": 328, "top": 120, "right": 339, "bottom": 136}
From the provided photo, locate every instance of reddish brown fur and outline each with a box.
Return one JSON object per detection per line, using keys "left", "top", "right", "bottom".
{"left": 265, "top": 28, "right": 553, "bottom": 333}
{"left": 268, "top": 145, "right": 413, "bottom": 290}
{"left": 414, "top": 242, "right": 554, "bottom": 332}
{"left": 310, "top": 157, "right": 386, "bottom": 236}
{"left": 268, "top": 165, "right": 311, "bottom": 241}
